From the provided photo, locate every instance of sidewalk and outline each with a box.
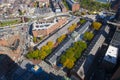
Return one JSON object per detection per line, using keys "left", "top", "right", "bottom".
{"left": 38, "top": 61, "right": 66, "bottom": 77}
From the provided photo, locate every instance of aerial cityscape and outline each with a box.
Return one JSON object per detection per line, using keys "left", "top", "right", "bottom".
{"left": 0, "top": 0, "right": 120, "bottom": 80}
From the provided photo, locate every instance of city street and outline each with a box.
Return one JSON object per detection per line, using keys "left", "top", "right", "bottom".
{"left": 38, "top": 61, "right": 66, "bottom": 77}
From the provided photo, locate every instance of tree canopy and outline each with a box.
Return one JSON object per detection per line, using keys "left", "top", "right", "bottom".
{"left": 68, "top": 23, "right": 77, "bottom": 32}
{"left": 80, "top": 0, "right": 110, "bottom": 11}
{"left": 62, "top": 0, "right": 69, "bottom": 10}
{"left": 83, "top": 32, "right": 94, "bottom": 41}
{"left": 60, "top": 41, "right": 87, "bottom": 69}
{"left": 26, "top": 41, "right": 54, "bottom": 60}
{"left": 79, "top": 19, "right": 86, "bottom": 24}
{"left": 57, "top": 34, "right": 66, "bottom": 44}
{"left": 33, "top": 37, "right": 43, "bottom": 43}
{"left": 92, "top": 22, "right": 102, "bottom": 30}
{"left": 33, "top": 37, "right": 37, "bottom": 43}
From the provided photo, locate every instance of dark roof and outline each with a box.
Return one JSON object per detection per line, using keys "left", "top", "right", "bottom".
{"left": 0, "top": 54, "right": 18, "bottom": 78}
{"left": 71, "top": 25, "right": 110, "bottom": 78}
{"left": 111, "top": 28, "right": 120, "bottom": 47}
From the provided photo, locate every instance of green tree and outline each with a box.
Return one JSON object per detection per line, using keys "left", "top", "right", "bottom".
{"left": 68, "top": 24, "right": 77, "bottom": 32}
{"left": 41, "top": 45, "right": 50, "bottom": 52}
{"left": 47, "top": 41, "right": 54, "bottom": 48}
{"left": 26, "top": 51, "right": 33, "bottom": 59}
{"left": 83, "top": 32, "right": 94, "bottom": 41}
{"left": 26, "top": 41, "right": 54, "bottom": 60}
{"left": 57, "top": 34, "right": 66, "bottom": 44}
{"left": 65, "top": 50, "right": 74, "bottom": 58}
{"left": 80, "top": 0, "right": 110, "bottom": 11}
{"left": 63, "top": 59, "right": 74, "bottom": 69}
{"left": 39, "top": 51, "right": 47, "bottom": 60}
{"left": 80, "top": 19, "right": 86, "bottom": 24}
{"left": 33, "top": 37, "right": 37, "bottom": 43}
{"left": 26, "top": 49, "right": 39, "bottom": 59}
{"left": 60, "top": 41, "right": 87, "bottom": 69}
{"left": 62, "top": 0, "right": 69, "bottom": 10}
{"left": 60, "top": 55, "right": 67, "bottom": 64}
{"left": 79, "top": 41, "right": 87, "bottom": 50}
{"left": 92, "top": 22, "right": 102, "bottom": 30}
{"left": 74, "top": 48, "right": 82, "bottom": 59}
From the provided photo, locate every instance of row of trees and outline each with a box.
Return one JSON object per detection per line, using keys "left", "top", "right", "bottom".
{"left": 57, "top": 34, "right": 66, "bottom": 44}
{"left": 82, "top": 21, "right": 101, "bottom": 41}
{"left": 0, "top": 20, "right": 20, "bottom": 27}
{"left": 60, "top": 41, "right": 87, "bottom": 69}
{"left": 68, "top": 23, "right": 77, "bottom": 32}
{"left": 26, "top": 41, "right": 54, "bottom": 60}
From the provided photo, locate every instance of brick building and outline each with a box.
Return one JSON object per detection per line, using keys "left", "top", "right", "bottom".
{"left": 66, "top": 0, "right": 80, "bottom": 12}
{"left": 32, "top": 17, "right": 67, "bottom": 37}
